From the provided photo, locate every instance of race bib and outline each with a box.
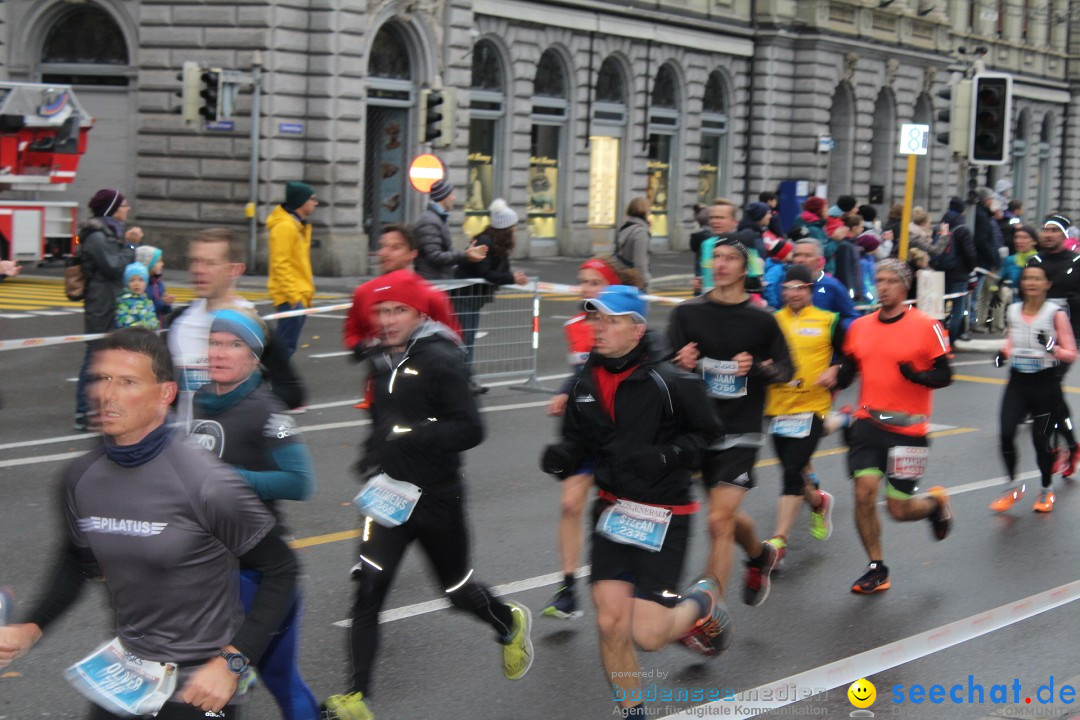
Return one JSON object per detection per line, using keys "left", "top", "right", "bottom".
{"left": 64, "top": 638, "right": 177, "bottom": 717}
{"left": 887, "top": 446, "right": 929, "bottom": 480}
{"left": 597, "top": 499, "right": 672, "bottom": 553}
{"left": 353, "top": 473, "right": 422, "bottom": 527}
{"left": 702, "top": 358, "right": 747, "bottom": 399}
{"left": 770, "top": 413, "right": 814, "bottom": 438}
{"left": 1011, "top": 349, "right": 1053, "bottom": 373}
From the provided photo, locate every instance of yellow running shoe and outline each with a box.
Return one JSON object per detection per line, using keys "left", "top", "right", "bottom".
{"left": 1032, "top": 491, "right": 1056, "bottom": 513}
{"left": 324, "top": 691, "right": 374, "bottom": 720}
{"left": 502, "top": 601, "right": 534, "bottom": 680}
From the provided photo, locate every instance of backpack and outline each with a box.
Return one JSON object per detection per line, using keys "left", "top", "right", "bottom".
{"left": 929, "top": 233, "right": 960, "bottom": 272}
{"left": 64, "top": 250, "right": 85, "bottom": 301}
{"left": 610, "top": 221, "right": 636, "bottom": 269}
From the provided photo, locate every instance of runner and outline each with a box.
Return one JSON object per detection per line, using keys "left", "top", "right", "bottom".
{"left": 763, "top": 264, "right": 842, "bottom": 562}
{"left": 1027, "top": 215, "right": 1080, "bottom": 477}
{"left": 542, "top": 258, "right": 626, "bottom": 620}
{"left": 190, "top": 308, "right": 320, "bottom": 719}
{"left": 325, "top": 270, "right": 533, "bottom": 720}
{"left": 668, "top": 238, "right": 794, "bottom": 612}
{"left": 835, "top": 259, "right": 954, "bottom": 594}
{"left": 789, "top": 238, "right": 860, "bottom": 329}
{"left": 540, "top": 285, "right": 727, "bottom": 717}
{"left": 991, "top": 263, "right": 1077, "bottom": 513}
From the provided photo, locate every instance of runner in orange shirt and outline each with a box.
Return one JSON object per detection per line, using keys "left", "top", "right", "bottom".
{"left": 835, "top": 259, "right": 955, "bottom": 594}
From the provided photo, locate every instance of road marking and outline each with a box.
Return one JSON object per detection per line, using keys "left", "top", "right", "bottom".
{"left": 332, "top": 566, "right": 593, "bottom": 627}
{"left": 0, "top": 313, "right": 32, "bottom": 318}
{"left": 661, "top": 579, "right": 1080, "bottom": 719}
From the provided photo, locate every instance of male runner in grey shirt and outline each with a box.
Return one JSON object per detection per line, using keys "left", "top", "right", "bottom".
{"left": 0, "top": 329, "right": 298, "bottom": 718}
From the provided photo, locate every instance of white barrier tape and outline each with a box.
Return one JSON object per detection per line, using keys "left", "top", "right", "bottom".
{"left": 0, "top": 332, "right": 107, "bottom": 351}
{"left": 532, "top": 281, "right": 685, "bottom": 306}
{"left": 662, "top": 579, "right": 1080, "bottom": 719}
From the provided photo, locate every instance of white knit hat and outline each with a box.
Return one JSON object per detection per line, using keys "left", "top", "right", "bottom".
{"left": 489, "top": 198, "right": 519, "bottom": 230}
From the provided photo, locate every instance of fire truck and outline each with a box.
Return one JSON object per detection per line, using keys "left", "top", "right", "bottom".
{"left": 0, "top": 82, "right": 93, "bottom": 263}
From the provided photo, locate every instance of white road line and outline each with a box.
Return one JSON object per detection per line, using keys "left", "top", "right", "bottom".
{"left": 661, "top": 580, "right": 1080, "bottom": 719}
{"left": 0, "top": 432, "right": 97, "bottom": 451}
{"left": 309, "top": 350, "right": 352, "bottom": 358}
{"left": 0, "top": 400, "right": 553, "bottom": 467}
{"left": 329, "top": 467, "right": 1040, "bottom": 629}
{"left": 0, "top": 313, "right": 32, "bottom": 318}
{"left": 29, "top": 310, "right": 73, "bottom": 316}
{"left": 333, "top": 567, "right": 593, "bottom": 627}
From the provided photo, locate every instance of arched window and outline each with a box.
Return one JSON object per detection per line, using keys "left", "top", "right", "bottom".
{"left": 589, "top": 57, "right": 628, "bottom": 227}
{"left": 530, "top": 50, "right": 569, "bottom": 241}
{"left": 827, "top": 84, "right": 856, "bottom": 198}
{"left": 40, "top": 4, "right": 128, "bottom": 86}
{"left": 868, "top": 89, "right": 897, "bottom": 208}
{"left": 647, "top": 64, "right": 681, "bottom": 239}
{"left": 465, "top": 40, "right": 506, "bottom": 236}
{"left": 700, "top": 71, "right": 729, "bottom": 203}
{"left": 364, "top": 23, "right": 416, "bottom": 244}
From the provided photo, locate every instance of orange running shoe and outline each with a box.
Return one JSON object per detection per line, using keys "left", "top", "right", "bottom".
{"left": 989, "top": 484, "right": 1025, "bottom": 513}
{"left": 1032, "top": 491, "right": 1056, "bottom": 513}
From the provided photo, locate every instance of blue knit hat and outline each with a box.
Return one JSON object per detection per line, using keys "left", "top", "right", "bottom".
{"left": 210, "top": 308, "right": 266, "bottom": 355}
{"left": 124, "top": 262, "right": 149, "bottom": 286}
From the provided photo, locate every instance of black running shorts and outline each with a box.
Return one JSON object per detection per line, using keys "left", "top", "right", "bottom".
{"left": 846, "top": 419, "right": 929, "bottom": 499}
{"left": 702, "top": 446, "right": 759, "bottom": 490}
{"left": 589, "top": 500, "right": 691, "bottom": 607}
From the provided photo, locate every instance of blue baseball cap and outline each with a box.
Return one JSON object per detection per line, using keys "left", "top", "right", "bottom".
{"left": 583, "top": 285, "right": 647, "bottom": 322}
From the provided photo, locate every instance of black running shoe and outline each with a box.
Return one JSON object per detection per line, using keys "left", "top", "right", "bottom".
{"left": 742, "top": 542, "right": 778, "bottom": 607}
{"left": 851, "top": 562, "right": 890, "bottom": 594}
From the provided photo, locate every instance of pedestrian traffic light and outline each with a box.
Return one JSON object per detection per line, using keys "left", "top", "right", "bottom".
{"left": 199, "top": 68, "right": 222, "bottom": 122}
{"left": 968, "top": 73, "right": 1012, "bottom": 165}
{"left": 935, "top": 79, "right": 970, "bottom": 155}
{"left": 422, "top": 89, "right": 444, "bottom": 144}
{"left": 176, "top": 61, "right": 201, "bottom": 125}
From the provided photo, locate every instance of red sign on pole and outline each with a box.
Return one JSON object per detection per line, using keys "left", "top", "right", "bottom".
{"left": 408, "top": 154, "right": 446, "bottom": 193}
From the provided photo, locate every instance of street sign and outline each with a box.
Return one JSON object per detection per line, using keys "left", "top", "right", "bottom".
{"left": 278, "top": 122, "right": 304, "bottom": 135}
{"left": 206, "top": 120, "right": 235, "bottom": 131}
{"left": 817, "top": 135, "right": 834, "bottom": 153}
{"left": 408, "top": 153, "right": 446, "bottom": 193}
{"left": 898, "top": 124, "right": 930, "bottom": 155}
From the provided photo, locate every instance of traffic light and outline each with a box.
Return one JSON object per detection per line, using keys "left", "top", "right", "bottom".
{"left": 422, "top": 89, "right": 444, "bottom": 144}
{"left": 199, "top": 68, "right": 222, "bottom": 122}
{"left": 935, "top": 79, "right": 971, "bottom": 155}
{"left": 176, "top": 61, "right": 200, "bottom": 124}
{"left": 968, "top": 73, "right": 1012, "bottom": 165}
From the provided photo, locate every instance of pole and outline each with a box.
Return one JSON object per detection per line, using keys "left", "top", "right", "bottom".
{"left": 898, "top": 153, "right": 917, "bottom": 261}
{"left": 246, "top": 50, "right": 262, "bottom": 273}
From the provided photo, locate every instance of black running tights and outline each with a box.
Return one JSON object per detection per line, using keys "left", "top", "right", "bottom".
{"left": 1000, "top": 370, "right": 1062, "bottom": 488}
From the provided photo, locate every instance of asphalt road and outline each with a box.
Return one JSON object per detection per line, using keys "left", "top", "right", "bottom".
{"left": 0, "top": 253, "right": 1077, "bottom": 720}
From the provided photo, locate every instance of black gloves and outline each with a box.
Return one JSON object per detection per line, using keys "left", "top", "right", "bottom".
{"left": 541, "top": 444, "right": 579, "bottom": 480}
{"left": 898, "top": 362, "right": 919, "bottom": 382}
{"left": 1036, "top": 331, "right": 1056, "bottom": 352}
{"left": 994, "top": 353, "right": 1005, "bottom": 368}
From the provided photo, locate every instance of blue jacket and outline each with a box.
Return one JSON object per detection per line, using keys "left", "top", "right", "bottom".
{"left": 763, "top": 258, "right": 787, "bottom": 309}
{"left": 812, "top": 272, "right": 860, "bottom": 330}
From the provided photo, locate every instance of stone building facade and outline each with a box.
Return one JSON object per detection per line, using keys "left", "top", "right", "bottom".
{"left": 3, "top": 0, "right": 1078, "bottom": 274}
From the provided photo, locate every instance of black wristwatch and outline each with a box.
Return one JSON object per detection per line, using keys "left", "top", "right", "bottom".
{"left": 219, "top": 649, "right": 249, "bottom": 675}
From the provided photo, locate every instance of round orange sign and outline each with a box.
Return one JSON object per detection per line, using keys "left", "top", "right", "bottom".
{"left": 408, "top": 154, "right": 446, "bottom": 193}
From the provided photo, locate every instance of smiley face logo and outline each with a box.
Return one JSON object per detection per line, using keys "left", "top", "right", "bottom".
{"left": 848, "top": 678, "right": 876, "bottom": 708}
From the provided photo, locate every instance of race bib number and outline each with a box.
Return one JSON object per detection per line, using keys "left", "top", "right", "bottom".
{"left": 770, "top": 413, "right": 814, "bottom": 438}
{"left": 64, "top": 638, "right": 177, "bottom": 717}
{"left": 597, "top": 499, "right": 672, "bottom": 553}
{"left": 887, "top": 446, "right": 929, "bottom": 480}
{"left": 353, "top": 473, "right": 422, "bottom": 527}
{"left": 1011, "top": 349, "right": 1052, "bottom": 374}
{"left": 702, "top": 358, "right": 747, "bottom": 399}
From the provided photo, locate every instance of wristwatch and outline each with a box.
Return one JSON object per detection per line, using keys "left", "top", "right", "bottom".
{"left": 219, "top": 649, "right": 249, "bottom": 675}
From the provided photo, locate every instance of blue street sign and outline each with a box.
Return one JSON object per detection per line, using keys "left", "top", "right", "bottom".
{"left": 206, "top": 121, "right": 235, "bottom": 131}
{"left": 279, "top": 122, "right": 304, "bottom": 135}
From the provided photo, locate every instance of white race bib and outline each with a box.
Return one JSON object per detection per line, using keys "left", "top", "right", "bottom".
{"left": 769, "top": 413, "right": 814, "bottom": 438}
{"left": 887, "top": 446, "right": 929, "bottom": 480}
{"left": 702, "top": 358, "right": 747, "bottom": 399}
{"left": 1011, "top": 349, "right": 1053, "bottom": 373}
{"left": 353, "top": 473, "right": 423, "bottom": 527}
{"left": 597, "top": 499, "right": 672, "bottom": 553}
{"left": 64, "top": 638, "right": 178, "bottom": 717}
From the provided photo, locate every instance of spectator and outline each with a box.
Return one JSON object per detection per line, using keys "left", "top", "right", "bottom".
{"left": 114, "top": 262, "right": 158, "bottom": 330}
{"left": 689, "top": 204, "right": 712, "bottom": 294}
{"left": 909, "top": 207, "right": 934, "bottom": 254}
{"left": 267, "top": 181, "right": 318, "bottom": 358}
{"left": 760, "top": 190, "right": 784, "bottom": 237}
{"left": 883, "top": 202, "right": 904, "bottom": 254}
{"left": 738, "top": 202, "right": 772, "bottom": 261}
{"left": 73, "top": 188, "right": 139, "bottom": 432}
{"left": 1000, "top": 224, "right": 1038, "bottom": 304}
{"left": 135, "top": 244, "right": 174, "bottom": 323}
{"left": 453, "top": 199, "right": 530, "bottom": 386}
{"left": 973, "top": 187, "right": 1003, "bottom": 333}
{"left": 612, "top": 197, "right": 652, "bottom": 289}
{"left": 414, "top": 178, "right": 487, "bottom": 281}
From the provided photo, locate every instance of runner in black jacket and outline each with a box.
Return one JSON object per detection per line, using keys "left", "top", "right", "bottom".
{"left": 327, "top": 270, "right": 533, "bottom": 720}
{"left": 542, "top": 285, "right": 728, "bottom": 718}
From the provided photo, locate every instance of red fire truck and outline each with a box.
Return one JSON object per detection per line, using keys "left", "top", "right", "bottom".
{"left": 0, "top": 82, "right": 93, "bottom": 263}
